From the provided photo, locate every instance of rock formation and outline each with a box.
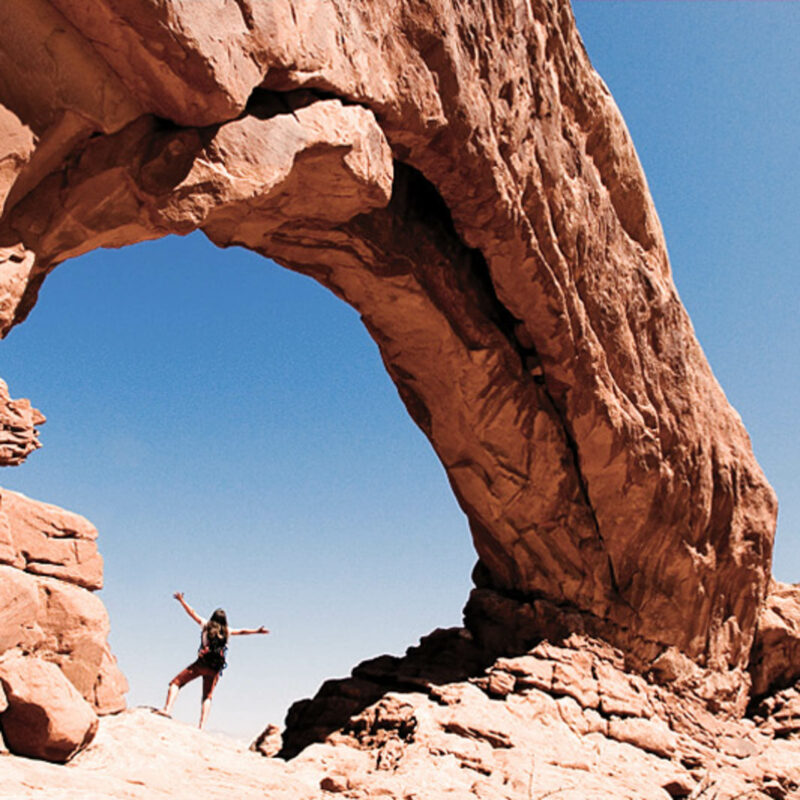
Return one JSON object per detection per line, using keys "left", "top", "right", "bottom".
{"left": 0, "top": 384, "right": 125, "bottom": 759}
{"left": 0, "top": 379, "right": 43, "bottom": 466}
{"left": 2, "top": 629, "right": 800, "bottom": 798}
{"left": 0, "top": 0, "right": 799, "bottom": 785}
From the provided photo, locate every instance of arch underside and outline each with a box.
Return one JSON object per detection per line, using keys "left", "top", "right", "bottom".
{"left": 0, "top": 0, "right": 785, "bottom": 705}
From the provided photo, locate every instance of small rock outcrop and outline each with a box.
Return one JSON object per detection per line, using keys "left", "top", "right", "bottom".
{"left": 0, "top": 379, "right": 43, "bottom": 466}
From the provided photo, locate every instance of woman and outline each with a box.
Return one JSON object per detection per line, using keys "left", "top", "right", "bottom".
{"left": 160, "top": 591, "right": 270, "bottom": 729}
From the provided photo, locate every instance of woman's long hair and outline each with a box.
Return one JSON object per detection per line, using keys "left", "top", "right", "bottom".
{"left": 205, "top": 608, "right": 229, "bottom": 647}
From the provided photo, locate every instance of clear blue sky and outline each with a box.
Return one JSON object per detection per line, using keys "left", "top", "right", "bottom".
{"left": 0, "top": 2, "right": 797, "bottom": 739}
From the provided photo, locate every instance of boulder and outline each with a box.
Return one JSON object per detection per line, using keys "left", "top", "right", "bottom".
{"left": 250, "top": 723, "right": 282, "bottom": 758}
{"left": 0, "top": 652, "right": 98, "bottom": 762}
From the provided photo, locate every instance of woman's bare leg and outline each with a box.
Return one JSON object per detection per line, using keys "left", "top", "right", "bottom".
{"left": 162, "top": 682, "right": 179, "bottom": 715}
{"left": 198, "top": 672, "right": 219, "bottom": 729}
{"left": 199, "top": 697, "right": 212, "bottom": 729}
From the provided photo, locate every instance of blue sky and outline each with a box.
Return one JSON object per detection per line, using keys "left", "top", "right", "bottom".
{"left": 1, "top": 2, "right": 798, "bottom": 738}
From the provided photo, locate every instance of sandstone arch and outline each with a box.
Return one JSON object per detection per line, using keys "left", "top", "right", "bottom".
{"left": 0, "top": 0, "right": 789, "bottom": 715}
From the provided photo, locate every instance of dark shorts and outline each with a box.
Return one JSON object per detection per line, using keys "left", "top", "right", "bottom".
{"left": 170, "top": 658, "right": 221, "bottom": 701}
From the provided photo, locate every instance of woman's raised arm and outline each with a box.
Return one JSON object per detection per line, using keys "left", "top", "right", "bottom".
{"left": 173, "top": 592, "right": 205, "bottom": 626}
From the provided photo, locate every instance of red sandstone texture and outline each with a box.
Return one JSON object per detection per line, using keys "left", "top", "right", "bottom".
{"left": 0, "top": 0, "right": 798, "bottom": 782}
{"left": 2, "top": 624, "right": 800, "bottom": 798}
{"left": 0, "top": 651, "right": 98, "bottom": 763}
{"left": 0, "top": 380, "right": 43, "bottom": 466}
{"left": 0, "top": 385, "right": 125, "bottom": 757}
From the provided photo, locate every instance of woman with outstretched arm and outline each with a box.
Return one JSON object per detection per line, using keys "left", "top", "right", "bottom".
{"left": 159, "top": 592, "right": 270, "bottom": 729}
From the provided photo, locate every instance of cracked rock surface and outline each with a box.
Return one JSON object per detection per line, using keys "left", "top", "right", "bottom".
{"left": 0, "top": 0, "right": 797, "bottom": 780}
{"left": 3, "top": 625, "right": 800, "bottom": 798}
{"left": 0, "top": 0, "right": 783, "bottom": 683}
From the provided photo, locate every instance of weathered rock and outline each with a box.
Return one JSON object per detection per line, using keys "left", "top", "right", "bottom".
{"left": 0, "top": 564, "right": 38, "bottom": 652}
{"left": 0, "top": 565, "right": 127, "bottom": 714}
{"left": 0, "top": 379, "right": 44, "bottom": 466}
{"left": 250, "top": 723, "right": 282, "bottom": 758}
{"left": 0, "top": 106, "right": 34, "bottom": 217}
{"left": 0, "top": 0, "right": 779, "bottom": 695}
{"left": 607, "top": 715, "right": 675, "bottom": 759}
{"left": 1, "top": 639, "right": 800, "bottom": 798}
{"left": 751, "top": 681, "right": 800, "bottom": 739}
{"left": 279, "top": 626, "right": 798, "bottom": 799}
{"left": 0, "top": 488, "right": 103, "bottom": 589}
{"left": 750, "top": 580, "right": 800, "bottom": 698}
{"left": 0, "top": 652, "right": 98, "bottom": 762}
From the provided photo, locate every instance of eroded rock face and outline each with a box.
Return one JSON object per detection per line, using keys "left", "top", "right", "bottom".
{"left": 750, "top": 581, "right": 800, "bottom": 699}
{"left": 6, "top": 624, "right": 800, "bottom": 798}
{"left": 0, "top": 488, "right": 103, "bottom": 589}
{"left": 0, "top": 379, "right": 44, "bottom": 466}
{"left": 0, "top": 0, "right": 787, "bottom": 713}
{"left": 0, "top": 564, "right": 127, "bottom": 715}
{"left": 0, "top": 367, "right": 125, "bottom": 742}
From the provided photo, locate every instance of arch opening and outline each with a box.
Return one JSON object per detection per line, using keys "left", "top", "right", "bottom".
{"left": 0, "top": 229, "right": 476, "bottom": 737}
{"left": 0, "top": 68, "right": 782, "bottom": 730}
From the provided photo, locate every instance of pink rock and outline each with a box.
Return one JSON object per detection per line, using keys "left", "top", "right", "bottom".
{"left": 607, "top": 716, "right": 676, "bottom": 759}
{"left": 0, "top": 652, "right": 98, "bottom": 762}
{"left": 552, "top": 651, "right": 599, "bottom": 710}
{"left": 0, "top": 488, "right": 102, "bottom": 590}
{"left": 0, "top": 0, "right": 778, "bottom": 691}
{"left": 485, "top": 669, "right": 515, "bottom": 699}
{"left": 0, "top": 564, "right": 39, "bottom": 652}
{"left": 0, "top": 381, "right": 44, "bottom": 467}
{"left": 496, "top": 655, "right": 554, "bottom": 693}
{"left": 596, "top": 661, "right": 652, "bottom": 718}
{"left": 0, "top": 566, "right": 127, "bottom": 715}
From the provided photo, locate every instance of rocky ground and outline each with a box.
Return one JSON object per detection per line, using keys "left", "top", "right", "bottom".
{"left": 3, "top": 627, "right": 800, "bottom": 800}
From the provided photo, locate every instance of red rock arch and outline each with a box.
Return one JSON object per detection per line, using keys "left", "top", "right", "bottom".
{"left": 0, "top": 0, "right": 784, "bottom": 715}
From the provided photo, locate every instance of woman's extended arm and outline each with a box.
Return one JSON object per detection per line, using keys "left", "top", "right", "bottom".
{"left": 173, "top": 592, "right": 205, "bottom": 626}
{"left": 229, "top": 625, "right": 270, "bottom": 636}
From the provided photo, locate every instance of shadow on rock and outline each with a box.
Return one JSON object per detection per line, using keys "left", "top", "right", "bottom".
{"left": 279, "top": 585, "right": 595, "bottom": 758}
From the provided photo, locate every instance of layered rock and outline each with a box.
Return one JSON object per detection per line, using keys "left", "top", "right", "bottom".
{"left": 0, "top": 565, "right": 127, "bottom": 715}
{"left": 0, "top": 0, "right": 780, "bottom": 698}
{"left": 3, "top": 627, "right": 800, "bottom": 798}
{"left": 0, "top": 488, "right": 103, "bottom": 589}
{"left": 0, "top": 379, "right": 125, "bottom": 760}
{"left": 277, "top": 613, "right": 800, "bottom": 798}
